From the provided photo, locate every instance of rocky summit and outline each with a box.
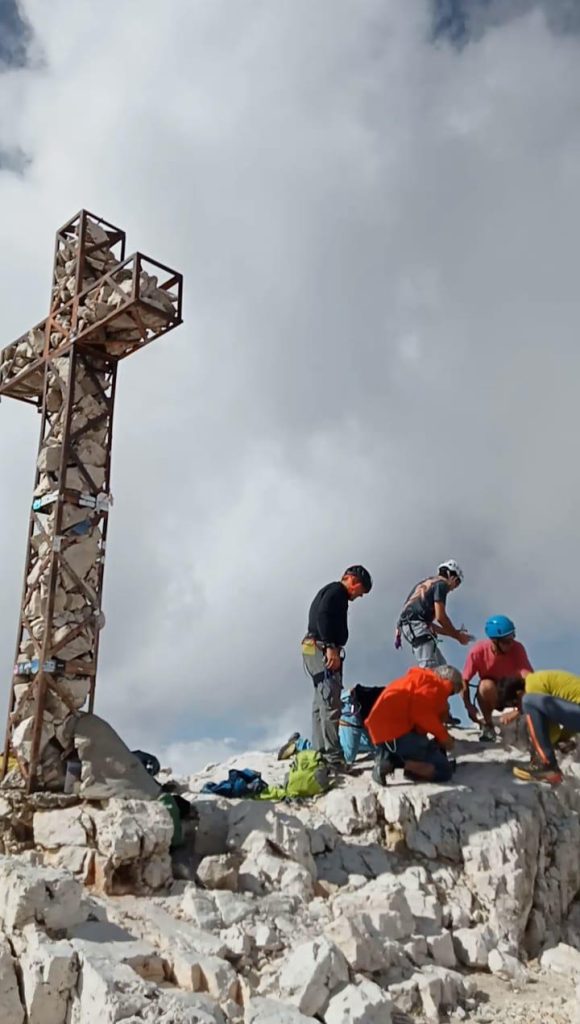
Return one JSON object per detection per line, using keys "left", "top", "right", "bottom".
{"left": 2, "top": 732, "right": 580, "bottom": 1023}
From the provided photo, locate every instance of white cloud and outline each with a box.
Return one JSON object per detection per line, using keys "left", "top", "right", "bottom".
{"left": 158, "top": 737, "right": 246, "bottom": 778}
{"left": 0, "top": 2, "right": 579, "bottom": 765}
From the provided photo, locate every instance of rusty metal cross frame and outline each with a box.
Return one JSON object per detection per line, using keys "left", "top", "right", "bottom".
{"left": 0, "top": 211, "right": 183, "bottom": 792}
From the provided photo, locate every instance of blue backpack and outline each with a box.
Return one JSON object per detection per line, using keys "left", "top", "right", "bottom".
{"left": 201, "top": 768, "right": 267, "bottom": 798}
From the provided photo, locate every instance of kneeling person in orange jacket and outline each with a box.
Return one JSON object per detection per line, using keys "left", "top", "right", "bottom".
{"left": 365, "top": 665, "right": 463, "bottom": 785}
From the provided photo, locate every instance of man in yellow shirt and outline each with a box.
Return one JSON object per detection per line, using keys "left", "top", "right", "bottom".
{"left": 510, "top": 670, "right": 580, "bottom": 785}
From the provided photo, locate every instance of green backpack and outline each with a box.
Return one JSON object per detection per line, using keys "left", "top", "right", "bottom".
{"left": 284, "top": 750, "right": 330, "bottom": 798}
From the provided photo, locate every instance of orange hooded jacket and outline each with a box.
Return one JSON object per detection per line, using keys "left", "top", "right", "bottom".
{"left": 365, "top": 667, "right": 453, "bottom": 746}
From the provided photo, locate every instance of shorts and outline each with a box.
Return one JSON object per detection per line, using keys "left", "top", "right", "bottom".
{"left": 482, "top": 676, "right": 523, "bottom": 711}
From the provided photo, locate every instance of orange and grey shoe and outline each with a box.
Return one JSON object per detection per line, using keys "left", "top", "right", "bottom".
{"left": 512, "top": 761, "right": 563, "bottom": 785}
{"left": 277, "top": 732, "right": 300, "bottom": 761}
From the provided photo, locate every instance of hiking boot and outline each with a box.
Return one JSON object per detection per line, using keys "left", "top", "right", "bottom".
{"left": 512, "top": 761, "right": 563, "bottom": 786}
{"left": 479, "top": 725, "right": 496, "bottom": 743}
{"left": 277, "top": 732, "right": 300, "bottom": 761}
{"left": 372, "top": 755, "right": 395, "bottom": 786}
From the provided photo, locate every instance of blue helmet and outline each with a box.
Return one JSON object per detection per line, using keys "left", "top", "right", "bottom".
{"left": 485, "top": 615, "right": 515, "bottom": 640}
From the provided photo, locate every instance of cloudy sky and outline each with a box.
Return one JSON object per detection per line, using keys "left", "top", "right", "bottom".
{"left": 1, "top": 0, "right": 580, "bottom": 773}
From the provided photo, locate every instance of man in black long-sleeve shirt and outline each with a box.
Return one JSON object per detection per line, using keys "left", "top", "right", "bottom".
{"left": 302, "top": 565, "right": 373, "bottom": 768}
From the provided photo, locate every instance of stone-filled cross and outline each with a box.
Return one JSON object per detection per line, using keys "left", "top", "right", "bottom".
{"left": 0, "top": 211, "right": 183, "bottom": 791}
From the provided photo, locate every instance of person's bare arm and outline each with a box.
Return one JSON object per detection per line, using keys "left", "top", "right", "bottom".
{"left": 433, "top": 601, "right": 473, "bottom": 644}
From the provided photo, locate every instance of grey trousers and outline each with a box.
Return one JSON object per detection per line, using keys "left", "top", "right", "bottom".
{"left": 401, "top": 620, "right": 446, "bottom": 669}
{"left": 302, "top": 642, "right": 344, "bottom": 766}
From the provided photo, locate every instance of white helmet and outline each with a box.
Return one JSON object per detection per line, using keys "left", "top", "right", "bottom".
{"left": 438, "top": 559, "right": 464, "bottom": 582}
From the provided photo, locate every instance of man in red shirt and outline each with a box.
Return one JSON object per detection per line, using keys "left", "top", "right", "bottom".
{"left": 462, "top": 615, "right": 533, "bottom": 743}
{"left": 365, "top": 664, "right": 463, "bottom": 785}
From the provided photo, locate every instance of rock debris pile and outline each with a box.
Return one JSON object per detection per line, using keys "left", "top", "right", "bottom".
{"left": 1, "top": 738, "right": 580, "bottom": 1022}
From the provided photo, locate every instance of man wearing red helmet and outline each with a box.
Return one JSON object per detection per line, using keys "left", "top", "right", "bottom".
{"left": 302, "top": 565, "right": 373, "bottom": 770}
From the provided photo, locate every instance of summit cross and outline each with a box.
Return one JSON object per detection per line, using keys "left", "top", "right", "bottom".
{"left": 0, "top": 210, "right": 183, "bottom": 791}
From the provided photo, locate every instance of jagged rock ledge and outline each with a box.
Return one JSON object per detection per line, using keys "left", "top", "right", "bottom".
{"left": 1, "top": 735, "right": 580, "bottom": 1023}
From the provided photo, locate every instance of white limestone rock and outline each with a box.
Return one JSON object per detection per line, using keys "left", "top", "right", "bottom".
{"left": 102, "top": 897, "right": 233, "bottom": 995}
{"left": 228, "top": 803, "right": 316, "bottom": 876}
{"left": 68, "top": 919, "right": 167, "bottom": 982}
{"left": 220, "top": 923, "right": 255, "bottom": 959}
{"left": 406, "top": 889, "right": 443, "bottom": 935}
{"left": 417, "top": 971, "right": 444, "bottom": 1021}
{"left": 404, "top": 934, "right": 429, "bottom": 966}
{"left": 387, "top": 978, "right": 420, "bottom": 1014}
{"left": 277, "top": 937, "right": 349, "bottom": 1016}
{"left": 181, "top": 889, "right": 223, "bottom": 931}
{"left": 427, "top": 931, "right": 457, "bottom": 968}
{"left": 213, "top": 891, "right": 255, "bottom": 928}
{"left": 487, "top": 947, "right": 528, "bottom": 983}
{"left": 0, "top": 856, "right": 84, "bottom": 933}
{"left": 198, "top": 854, "right": 240, "bottom": 892}
{"left": 238, "top": 832, "right": 314, "bottom": 900}
{"left": 19, "top": 928, "right": 79, "bottom": 1024}
{"left": 324, "top": 978, "right": 393, "bottom": 1024}
{"left": 0, "top": 935, "right": 25, "bottom": 1024}
{"left": 541, "top": 942, "right": 580, "bottom": 979}
{"left": 324, "top": 913, "right": 405, "bottom": 974}
{"left": 453, "top": 925, "right": 495, "bottom": 968}
{"left": 331, "top": 881, "right": 415, "bottom": 941}
{"left": 53, "top": 676, "right": 91, "bottom": 710}
{"left": 33, "top": 805, "right": 91, "bottom": 849}
{"left": 315, "top": 789, "right": 370, "bottom": 835}
{"left": 245, "top": 997, "right": 317, "bottom": 1023}
{"left": 154, "top": 990, "right": 227, "bottom": 1023}
{"left": 12, "top": 716, "right": 55, "bottom": 763}
{"left": 196, "top": 954, "right": 239, "bottom": 1001}
{"left": 69, "top": 955, "right": 154, "bottom": 1024}
{"left": 89, "top": 799, "right": 173, "bottom": 893}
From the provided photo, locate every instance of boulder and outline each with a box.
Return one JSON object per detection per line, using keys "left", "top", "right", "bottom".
{"left": 453, "top": 925, "right": 494, "bottom": 969}
{"left": 33, "top": 805, "right": 91, "bottom": 849}
{"left": 277, "top": 937, "right": 349, "bottom": 1016}
{"left": 427, "top": 931, "right": 457, "bottom": 968}
{"left": 0, "top": 857, "right": 84, "bottom": 934}
{"left": 68, "top": 919, "right": 167, "bottom": 982}
{"left": 228, "top": 803, "right": 315, "bottom": 876}
{"left": 324, "top": 978, "right": 392, "bottom": 1023}
{"left": 325, "top": 914, "right": 404, "bottom": 974}
{"left": 198, "top": 854, "right": 240, "bottom": 892}
{"left": 238, "top": 833, "right": 314, "bottom": 900}
{"left": 19, "top": 929, "right": 79, "bottom": 1024}
{"left": 0, "top": 936, "right": 25, "bottom": 1024}
{"left": 245, "top": 997, "right": 317, "bottom": 1023}
{"left": 88, "top": 799, "right": 173, "bottom": 894}
{"left": 541, "top": 942, "right": 580, "bottom": 979}
{"left": 69, "top": 955, "right": 154, "bottom": 1023}
{"left": 488, "top": 947, "right": 528, "bottom": 983}
{"left": 180, "top": 890, "right": 223, "bottom": 931}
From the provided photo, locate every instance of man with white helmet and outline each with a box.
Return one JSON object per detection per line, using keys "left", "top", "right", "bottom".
{"left": 395, "top": 560, "right": 473, "bottom": 669}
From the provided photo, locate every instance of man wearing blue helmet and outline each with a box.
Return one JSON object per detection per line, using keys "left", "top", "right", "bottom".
{"left": 462, "top": 615, "right": 533, "bottom": 742}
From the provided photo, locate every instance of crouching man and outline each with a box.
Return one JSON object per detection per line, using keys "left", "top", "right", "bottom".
{"left": 506, "top": 670, "right": 580, "bottom": 785}
{"left": 365, "top": 665, "right": 463, "bottom": 785}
